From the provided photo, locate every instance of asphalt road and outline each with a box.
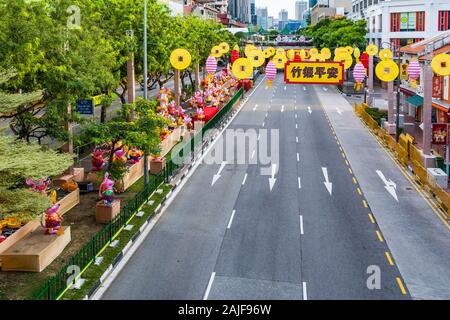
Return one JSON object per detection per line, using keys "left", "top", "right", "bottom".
{"left": 100, "top": 76, "right": 409, "bottom": 300}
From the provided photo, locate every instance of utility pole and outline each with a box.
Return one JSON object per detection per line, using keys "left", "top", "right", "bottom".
{"left": 143, "top": 0, "right": 149, "bottom": 186}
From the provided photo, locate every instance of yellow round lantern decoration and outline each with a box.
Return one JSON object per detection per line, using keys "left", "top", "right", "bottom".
{"left": 248, "top": 50, "right": 265, "bottom": 67}
{"left": 431, "top": 53, "right": 450, "bottom": 76}
{"left": 309, "top": 48, "right": 319, "bottom": 57}
{"left": 353, "top": 47, "right": 361, "bottom": 59}
{"left": 310, "top": 54, "right": 326, "bottom": 62}
{"left": 263, "top": 48, "right": 273, "bottom": 59}
{"left": 276, "top": 48, "right": 286, "bottom": 56}
{"left": 267, "top": 47, "right": 276, "bottom": 56}
{"left": 345, "top": 46, "right": 354, "bottom": 55}
{"left": 170, "top": 48, "right": 192, "bottom": 70}
{"left": 272, "top": 54, "right": 287, "bottom": 69}
{"left": 287, "top": 49, "right": 296, "bottom": 60}
{"left": 245, "top": 44, "right": 258, "bottom": 57}
{"left": 299, "top": 49, "right": 308, "bottom": 60}
{"left": 232, "top": 58, "right": 253, "bottom": 79}
{"left": 219, "top": 42, "right": 230, "bottom": 54}
{"left": 334, "top": 47, "right": 347, "bottom": 56}
{"left": 375, "top": 60, "right": 399, "bottom": 82}
{"left": 379, "top": 48, "right": 393, "bottom": 61}
{"left": 321, "top": 48, "right": 331, "bottom": 60}
{"left": 366, "top": 44, "right": 379, "bottom": 57}
{"left": 334, "top": 53, "right": 353, "bottom": 70}
{"left": 211, "top": 45, "right": 222, "bottom": 58}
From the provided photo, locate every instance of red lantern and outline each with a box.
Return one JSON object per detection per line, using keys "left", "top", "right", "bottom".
{"left": 360, "top": 52, "right": 369, "bottom": 71}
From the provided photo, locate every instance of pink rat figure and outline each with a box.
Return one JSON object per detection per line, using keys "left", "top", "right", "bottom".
{"left": 42, "top": 204, "right": 63, "bottom": 235}
{"left": 99, "top": 172, "right": 115, "bottom": 205}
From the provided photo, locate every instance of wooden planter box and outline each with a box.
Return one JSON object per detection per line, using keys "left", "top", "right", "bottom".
{"left": 150, "top": 158, "right": 166, "bottom": 175}
{"left": 116, "top": 159, "right": 145, "bottom": 193}
{"left": 57, "top": 188, "right": 80, "bottom": 216}
{"left": 0, "top": 220, "right": 41, "bottom": 268}
{"left": 0, "top": 226, "right": 71, "bottom": 272}
{"left": 72, "top": 167, "right": 85, "bottom": 182}
{"left": 96, "top": 200, "right": 121, "bottom": 224}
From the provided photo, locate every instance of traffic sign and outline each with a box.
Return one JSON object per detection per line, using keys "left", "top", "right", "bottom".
{"left": 76, "top": 99, "right": 94, "bottom": 115}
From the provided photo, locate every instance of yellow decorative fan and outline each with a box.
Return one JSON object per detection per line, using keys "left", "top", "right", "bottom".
{"left": 263, "top": 48, "right": 273, "bottom": 59}
{"left": 287, "top": 49, "right": 296, "bottom": 60}
{"left": 245, "top": 44, "right": 258, "bottom": 57}
{"left": 366, "top": 44, "right": 379, "bottom": 57}
{"left": 379, "top": 48, "right": 393, "bottom": 61}
{"left": 375, "top": 60, "right": 399, "bottom": 82}
{"left": 321, "top": 48, "right": 331, "bottom": 60}
{"left": 309, "top": 48, "right": 319, "bottom": 57}
{"left": 211, "top": 45, "right": 222, "bottom": 58}
{"left": 248, "top": 50, "right": 265, "bottom": 67}
{"left": 219, "top": 42, "right": 230, "bottom": 54}
{"left": 170, "top": 48, "right": 192, "bottom": 70}
{"left": 353, "top": 47, "right": 361, "bottom": 59}
{"left": 232, "top": 58, "right": 253, "bottom": 79}
{"left": 299, "top": 49, "right": 307, "bottom": 60}
{"left": 334, "top": 47, "right": 347, "bottom": 56}
{"left": 432, "top": 53, "right": 450, "bottom": 76}
{"left": 276, "top": 48, "right": 285, "bottom": 55}
{"left": 334, "top": 53, "right": 353, "bottom": 70}
{"left": 345, "top": 46, "right": 354, "bottom": 55}
{"left": 272, "top": 54, "right": 287, "bottom": 69}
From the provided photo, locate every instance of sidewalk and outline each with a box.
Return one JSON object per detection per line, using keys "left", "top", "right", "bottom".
{"left": 315, "top": 85, "right": 450, "bottom": 300}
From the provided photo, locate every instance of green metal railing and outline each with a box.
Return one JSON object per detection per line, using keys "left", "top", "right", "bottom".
{"left": 31, "top": 87, "right": 243, "bottom": 300}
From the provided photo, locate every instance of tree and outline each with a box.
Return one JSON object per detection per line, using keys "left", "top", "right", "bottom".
{"left": 0, "top": 136, "right": 74, "bottom": 221}
{"left": 303, "top": 17, "right": 367, "bottom": 51}
{"left": 79, "top": 98, "right": 168, "bottom": 184}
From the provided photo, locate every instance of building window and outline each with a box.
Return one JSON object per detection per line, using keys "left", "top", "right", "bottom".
{"left": 364, "top": 0, "right": 367, "bottom": 9}
{"left": 391, "top": 12, "right": 425, "bottom": 32}
{"left": 416, "top": 11, "right": 425, "bottom": 31}
{"left": 439, "top": 11, "right": 450, "bottom": 31}
{"left": 369, "top": 0, "right": 372, "bottom": 6}
{"left": 374, "top": 0, "right": 378, "bottom": 4}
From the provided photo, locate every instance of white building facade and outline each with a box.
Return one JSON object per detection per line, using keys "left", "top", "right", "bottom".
{"left": 295, "top": 1, "right": 308, "bottom": 21}
{"left": 349, "top": 0, "right": 450, "bottom": 55}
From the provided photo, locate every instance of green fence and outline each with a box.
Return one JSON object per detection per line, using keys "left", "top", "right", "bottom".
{"left": 31, "top": 87, "right": 243, "bottom": 300}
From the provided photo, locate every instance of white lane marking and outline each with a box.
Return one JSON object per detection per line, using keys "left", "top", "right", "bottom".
{"left": 303, "top": 282, "right": 308, "bottom": 300}
{"left": 307, "top": 106, "right": 312, "bottom": 114}
{"left": 296, "top": 124, "right": 298, "bottom": 129}
{"left": 296, "top": 137, "right": 299, "bottom": 143}
{"left": 227, "top": 210, "right": 236, "bottom": 229}
{"left": 303, "top": 86, "right": 306, "bottom": 91}
{"left": 322, "top": 167, "right": 333, "bottom": 195}
{"left": 242, "top": 173, "right": 248, "bottom": 185}
{"left": 322, "top": 87, "right": 328, "bottom": 91}
{"left": 297, "top": 153, "right": 300, "bottom": 162}
{"left": 265, "top": 112, "right": 268, "bottom": 117}
{"left": 253, "top": 104, "right": 258, "bottom": 111}
{"left": 211, "top": 161, "right": 227, "bottom": 186}
{"left": 298, "top": 177, "right": 302, "bottom": 189}
{"left": 257, "top": 133, "right": 261, "bottom": 140}
{"left": 295, "top": 114, "right": 297, "bottom": 119}
{"left": 284, "top": 86, "right": 287, "bottom": 91}
{"left": 336, "top": 107, "right": 343, "bottom": 115}
{"left": 251, "top": 149, "right": 256, "bottom": 159}
{"left": 295, "top": 106, "right": 297, "bottom": 110}
{"left": 299, "top": 215, "right": 304, "bottom": 234}
{"left": 281, "top": 105, "right": 285, "bottom": 112}
{"left": 262, "top": 122, "right": 265, "bottom": 127}
{"left": 203, "top": 272, "right": 216, "bottom": 300}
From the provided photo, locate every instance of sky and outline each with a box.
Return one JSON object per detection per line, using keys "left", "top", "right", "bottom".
{"left": 255, "top": 0, "right": 306, "bottom": 19}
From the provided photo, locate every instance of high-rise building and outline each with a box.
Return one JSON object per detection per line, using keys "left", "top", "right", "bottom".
{"left": 256, "top": 6, "right": 269, "bottom": 30}
{"left": 250, "top": 0, "right": 257, "bottom": 25}
{"left": 310, "top": 0, "right": 351, "bottom": 25}
{"left": 228, "top": 0, "right": 251, "bottom": 24}
{"left": 268, "top": 16, "right": 274, "bottom": 29}
{"left": 295, "top": 1, "right": 308, "bottom": 21}
{"left": 349, "top": 0, "right": 450, "bottom": 56}
{"left": 279, "top": 9, "right": 288, "bottom": 21}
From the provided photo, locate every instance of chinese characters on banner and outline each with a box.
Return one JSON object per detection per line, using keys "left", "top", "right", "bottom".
{"left": 284, "top": 61, "right": 344, "bottom": 85}
{"left": 432, "top": 76, "right": 442, "bottom": 98}
{"left": 432, "top": 123, "right": 448, "bottom": 145}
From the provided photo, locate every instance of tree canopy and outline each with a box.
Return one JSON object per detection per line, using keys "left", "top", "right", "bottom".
{"left": 303, "top": 17, "right": 367, "bottom": 51}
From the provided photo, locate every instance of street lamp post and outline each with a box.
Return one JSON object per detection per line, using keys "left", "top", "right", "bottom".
{"left": 143, "top": 0, "right": 149, "bottom": 186}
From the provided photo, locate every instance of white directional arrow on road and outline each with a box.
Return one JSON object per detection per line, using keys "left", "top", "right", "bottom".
{"left": 269, "top": 163, "right": 277, "bottom": 192}
{"left": 323, "top": 87, "right": 328, "bottom": 91}
{"left": 253, "top": 104, "right": 258, "bottom": 111}
{"left": 284, "top": 86, "right": 287, "bottom": 91}
{"left": 336, "top": 107, "right": 343, "bottom": 115}
{"left": 307, "top": 107, "right": 312, "bottom": 114}
{"left": 376, "top": 170, "right": 399, "bottom": 202}
{"left": 211, "top": 161, "right": 227, "bottom": 186}
{"left": 303, "top": 86, "right": 307, "bottom": 91}
{"left": 322, "top": 167, "right": 333, "bottom": 195}
{"left": 281, "top": 105, "right": 284, "bottom": 112}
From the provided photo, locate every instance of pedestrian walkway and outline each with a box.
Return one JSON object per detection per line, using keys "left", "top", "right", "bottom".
{"left": 315, "top": 85, "right": 450, "bottom": 300}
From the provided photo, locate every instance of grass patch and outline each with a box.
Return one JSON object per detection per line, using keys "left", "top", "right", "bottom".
{"left": 61, "top": 184, "right": 172, "bottom": 300}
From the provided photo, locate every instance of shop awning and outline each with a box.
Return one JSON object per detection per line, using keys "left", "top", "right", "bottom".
{"left": 406, "top": 95, "right": 424, "bottom": 107}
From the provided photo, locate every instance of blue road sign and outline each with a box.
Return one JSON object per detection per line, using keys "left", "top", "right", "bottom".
{"left": 76, "top": 99, "right": 94, "bottom": 115}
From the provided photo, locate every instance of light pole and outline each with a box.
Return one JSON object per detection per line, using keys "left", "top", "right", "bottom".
{"left": 143, "top": 0, "right": 148, "bottom": 101}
